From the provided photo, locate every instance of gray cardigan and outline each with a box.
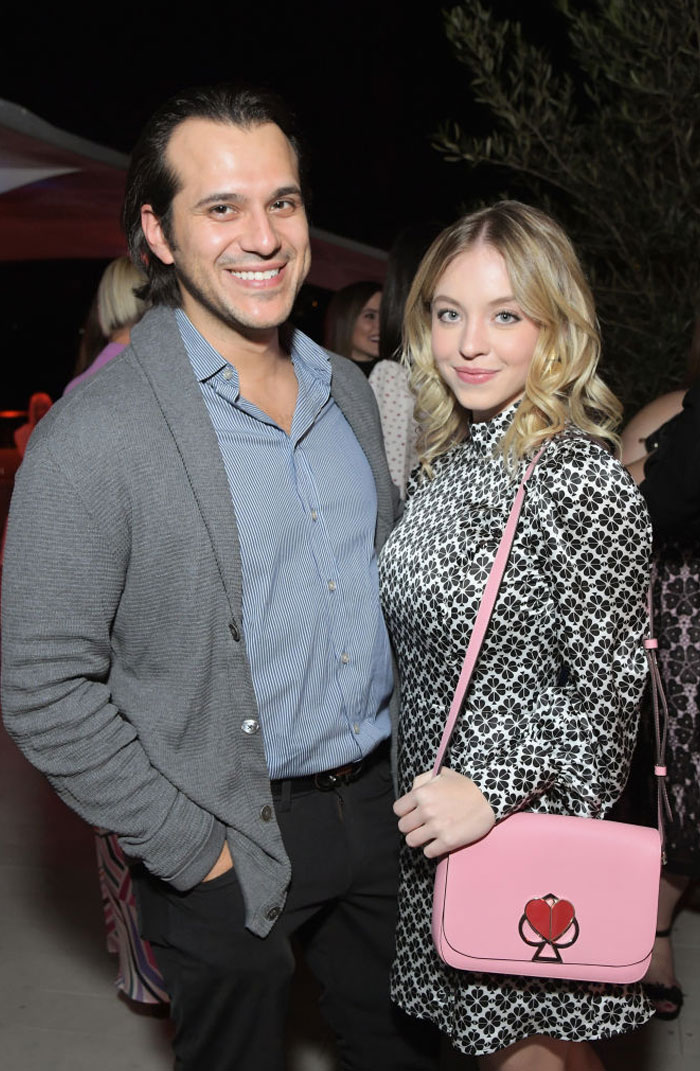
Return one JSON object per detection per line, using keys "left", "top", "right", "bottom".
{"left": 1, "top": 307, "right": 399, "bottom": 936}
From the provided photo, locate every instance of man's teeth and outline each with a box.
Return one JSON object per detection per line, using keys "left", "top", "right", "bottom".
{"left": 230, "top": 268, "right": 281, "bottom": 280}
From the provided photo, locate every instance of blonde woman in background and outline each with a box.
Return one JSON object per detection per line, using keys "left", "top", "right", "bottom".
{"left": 62, "top": 256, "right": 166, "bottom": 1003}
{"left": 64, "top": 256, "right": 149, "bottom": 394}
{"left": 378, "top": 202, "right": 653, "bottom": 1069}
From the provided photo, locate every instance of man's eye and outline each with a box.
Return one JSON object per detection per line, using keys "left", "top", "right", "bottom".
{"left": 210, "top": 205, "right": 233, "bottom": 217}
{"left": 271, "top": 199, "right": 297, "bottom": 212}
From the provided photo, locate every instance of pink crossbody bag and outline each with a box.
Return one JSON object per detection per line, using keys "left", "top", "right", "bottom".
{"left": 431, "top": 445, "right": 670, "bottom": 984}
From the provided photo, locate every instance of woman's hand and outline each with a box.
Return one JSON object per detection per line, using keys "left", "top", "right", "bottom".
{"left": 393, "top": 768, "right": 496, "bottom": 857}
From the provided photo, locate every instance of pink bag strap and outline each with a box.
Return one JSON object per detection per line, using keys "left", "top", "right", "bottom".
{"left": 430, "top": 442, "right": 670, "bottom": 853}
{"left": 644, "top": 587, "right": 673, "bottom": 859}
{"left": 432, "top": 444, "right": 547, "bottom": 776}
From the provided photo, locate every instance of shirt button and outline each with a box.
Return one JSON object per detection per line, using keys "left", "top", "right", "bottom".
{"left": 353, "top": 722, "right": 360, "bottom": 734}
{"left": 266, "top": 906, "right": 281, "bottom": 921}
{"left": 241, "top": 718, "right": 259, "bottom": 735}
{"left": 328, "top": 580, "right": 337, "bottom": 592}
{"left": 311, "top": 509, "right": 318, "bottom": 521}
{"left": 340, "top": 652, "right": 350, "bottom": 664}
{"left": 223, "top": 368, "right": 233, "bottom": 381}
{"left": 260, "top": 805, "right": 273, "bottom": 822}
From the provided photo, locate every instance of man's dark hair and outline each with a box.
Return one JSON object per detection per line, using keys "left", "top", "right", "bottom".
{"left": 122, "top": 84, "right": 307, "bottom": 307}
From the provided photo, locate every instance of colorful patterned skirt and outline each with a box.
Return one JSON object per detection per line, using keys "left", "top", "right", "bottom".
{"left": 95, "top": 830, "right": 169, "bottom": 1004}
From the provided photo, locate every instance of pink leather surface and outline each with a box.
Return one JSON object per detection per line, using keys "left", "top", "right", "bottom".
{"left": 433, "top": 812, "right": 661, "bottom": 983}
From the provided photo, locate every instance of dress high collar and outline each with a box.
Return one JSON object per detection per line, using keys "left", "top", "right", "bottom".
{"left": 466, "top": 401, "right": 520, "bottom": 455}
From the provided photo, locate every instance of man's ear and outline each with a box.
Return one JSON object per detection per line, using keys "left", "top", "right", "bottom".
{"left": 141, "top": 206, "right": 175, "bottom": 266}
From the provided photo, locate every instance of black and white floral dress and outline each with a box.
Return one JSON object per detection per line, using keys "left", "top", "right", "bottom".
{"left": 378, "top": 405, "right": 654, "bottom": 1056}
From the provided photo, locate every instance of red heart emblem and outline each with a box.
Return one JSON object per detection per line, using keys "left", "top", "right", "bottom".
{"left": 525, "top": 898, "right": 575, "bottom": 941}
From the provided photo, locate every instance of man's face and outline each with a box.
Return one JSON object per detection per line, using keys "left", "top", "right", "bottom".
{"left": 142, "top": 118, "right": 311, "bottom": 344}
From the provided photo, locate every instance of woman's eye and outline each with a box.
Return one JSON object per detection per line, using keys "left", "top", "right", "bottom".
{"left": 436, "top": 308, "right": 459, "bottom": 323}
{"left": 495, "top": 310, "right": 519, "bottom": 324}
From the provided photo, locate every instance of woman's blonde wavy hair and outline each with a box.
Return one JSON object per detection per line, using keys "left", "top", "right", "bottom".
{"left": 403, "top": 201, "right": 622, "bottom": 473}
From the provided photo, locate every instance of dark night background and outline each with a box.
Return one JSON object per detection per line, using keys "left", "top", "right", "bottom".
{"left": 1, "top": 0, "right": 563, "bottom": 407}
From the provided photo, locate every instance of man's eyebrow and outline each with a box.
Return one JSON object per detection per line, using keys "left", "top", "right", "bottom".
{"left": 193, "top": 185, "right": 303, "bottom": 210}
{"left": 271, "top": 185, "right": 303, "bottom": 200}
{"left": 194, "top": 192, "right": 243, "bottom": 209}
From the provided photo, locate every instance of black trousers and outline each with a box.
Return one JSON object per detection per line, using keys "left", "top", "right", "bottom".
{"left": 133, "top": 755, "right": 439, "bottom": 1071}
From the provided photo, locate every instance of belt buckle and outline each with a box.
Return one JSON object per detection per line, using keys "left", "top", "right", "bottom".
{"left": 314, "top": 761, "right": 363, "bottom": 791}
{"left": 314, "top": 770, "right": 339, "bottom": 791}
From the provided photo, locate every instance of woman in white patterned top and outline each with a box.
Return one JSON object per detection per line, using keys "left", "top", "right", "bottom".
{"left": 378, "top": 202, "right": 653, "bottom": 1070}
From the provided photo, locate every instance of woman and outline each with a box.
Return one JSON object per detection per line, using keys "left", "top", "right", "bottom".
{"left": 370, "top": 224, "right": 442, "bottom": 496}
{"left": 324, "top": 280, "right": 382, "bottom": 375}
{"left": 621, "top": 366, "right": 700, "bottom": 1021}
{"left": 61, "top": 257, "right": 166, "bottom": 1004}
{"left": 64, "top": 256, "right": 148, "bottom": 394}
{"left": 378, "top": 202, "right": 653, "bottom": 1069}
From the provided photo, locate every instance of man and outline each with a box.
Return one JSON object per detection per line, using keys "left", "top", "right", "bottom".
{"left": 1, "top": 86, "right": 437, "bottom": 1071}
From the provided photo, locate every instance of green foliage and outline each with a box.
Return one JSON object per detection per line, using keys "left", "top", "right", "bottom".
{"left": 437, "top": 0, "right": 700, "bottom": 412}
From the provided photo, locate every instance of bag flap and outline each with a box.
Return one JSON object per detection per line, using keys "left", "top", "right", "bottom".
{"left": 437, "top": 812, "right": 661, "bottom": 970}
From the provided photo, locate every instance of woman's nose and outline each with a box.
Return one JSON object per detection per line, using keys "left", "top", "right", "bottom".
{"left": 459, "top": 319, "right": 489, "bottom": 359}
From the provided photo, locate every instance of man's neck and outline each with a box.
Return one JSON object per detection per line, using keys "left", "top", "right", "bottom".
{"left": 181, "top": 304, "right": 291, "bottom": 376}
{"left": 178, "top": 304, "right": 299, "bottom": 434}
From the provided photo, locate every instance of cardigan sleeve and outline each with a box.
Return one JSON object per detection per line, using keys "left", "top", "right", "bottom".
{"left": 1, "top": 436, "right": 226, "bottom": 889}
{"left": 466, "top": 439, "right": 652, "bottom": 821}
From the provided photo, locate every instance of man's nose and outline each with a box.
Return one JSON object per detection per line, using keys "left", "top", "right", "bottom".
{"left": 239, "top": 207, "right": 281, "bottom": 256}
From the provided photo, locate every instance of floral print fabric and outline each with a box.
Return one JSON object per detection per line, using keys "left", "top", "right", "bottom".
{"left": 378, "top": 405, "right": 654, "bottom": 1055}
{"left": 651, "top": 541, "right": 700, "bottom": 877}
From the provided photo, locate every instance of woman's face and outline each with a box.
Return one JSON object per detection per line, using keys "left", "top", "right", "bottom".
{"left": 351, "top": 290, "right": 382, "bottom": 362}
{"left": 430, "top": 242, "right": 540, "bottom": 423}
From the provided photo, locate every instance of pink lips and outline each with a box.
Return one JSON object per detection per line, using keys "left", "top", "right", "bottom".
{"left": 455, "top": 368, "right": 498, "bottom": 384}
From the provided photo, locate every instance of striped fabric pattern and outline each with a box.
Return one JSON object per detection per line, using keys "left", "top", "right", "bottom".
{"left": 95, "top": 831, "right": 168, "bottom": 1004}
{"left": 177, "top": 311, "right": 393, "bottom": 778}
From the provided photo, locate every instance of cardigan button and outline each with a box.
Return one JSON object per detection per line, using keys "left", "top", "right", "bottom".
{"left": 260, "top": 805, "right": 273, "bottom": 822}
{"left": 229, "top": 621, "right": 241, "bottom": 642}
{"left": 241, "top": 718, "right": 259, "bottom": 735}
{"left": 266, "top": 905, "right": 281, "bottom": 921}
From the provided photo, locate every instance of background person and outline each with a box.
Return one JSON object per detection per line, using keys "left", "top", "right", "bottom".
{"left": 621, "top": 356, "right": 700, "bottom": 1021}
{"left": 64, "top": 255, "right": 167, "bottom": 1004}
{"left": 324, "top": 280, "right": 382, "bottom": 375}
{"left": 64, "top": 256, "right": 149, "bottom": 394}
{"left": 12, "top": 392, "right": 52, "bottom": 457}
{"left": 379, "top": 202, "right": 653, "bottom": 1070}
{"left": 369, "top": 223, "right": 442, "bottom": 497}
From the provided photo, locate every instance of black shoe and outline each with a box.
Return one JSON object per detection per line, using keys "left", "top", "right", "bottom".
{"left": 643, "top": 927, "right": 684, "bottom": 1021}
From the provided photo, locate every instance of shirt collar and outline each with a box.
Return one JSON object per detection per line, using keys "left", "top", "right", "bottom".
{"left": 468, "top": 399, "right": 521, "bottom": 449}
{"left": 175, "top": 308, "right": 332, "bottom": 393}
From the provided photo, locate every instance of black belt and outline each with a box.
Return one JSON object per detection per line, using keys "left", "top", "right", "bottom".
{"left": 270, "top": 738, "right": 390, "bottom": 796}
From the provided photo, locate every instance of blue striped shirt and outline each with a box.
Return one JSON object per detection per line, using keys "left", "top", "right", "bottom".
{"left": 176, "top": 310, "right": 393, "bottom": 778}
